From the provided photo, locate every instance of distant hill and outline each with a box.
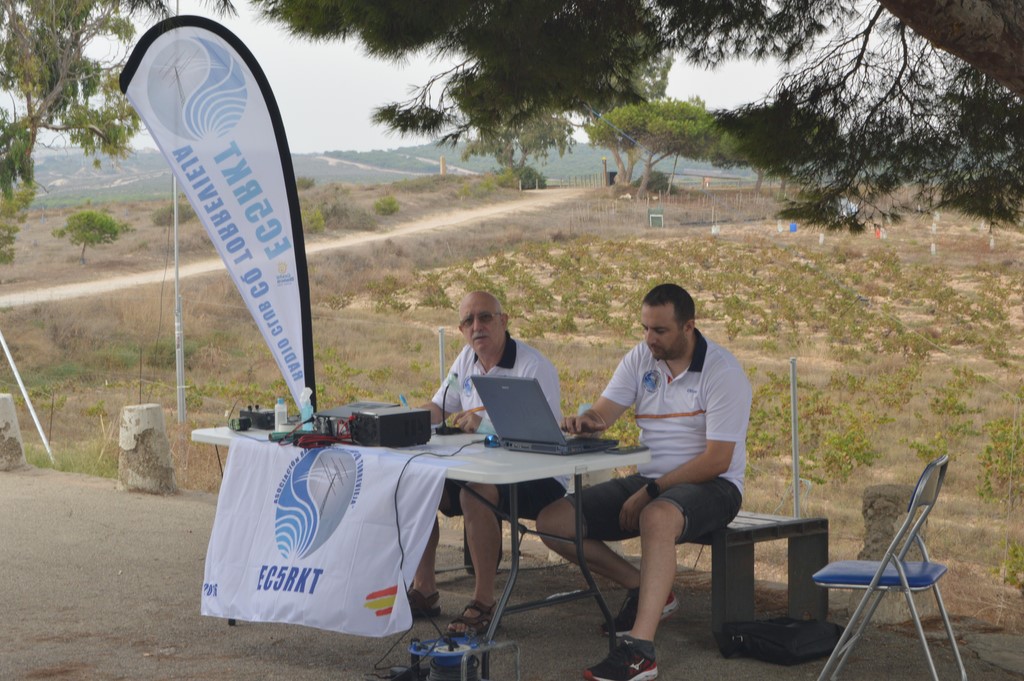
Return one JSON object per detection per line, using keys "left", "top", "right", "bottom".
{"left": 29, "top": 142, "right": 753, "bottom": 210}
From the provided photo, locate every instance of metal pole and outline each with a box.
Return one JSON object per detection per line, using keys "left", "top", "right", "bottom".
{"left": 174, "top": 178, "right": 186, "bottom": 423}
{"left": 437, "top": 327, "right": 446, "bottom": 385}
{"left": 789, "top": 357, "right": 800, "bottom": 518}
{"left": 171, "top": 0, "right": 186, "bottom": 425}
{"left": 0, "top": 326, "right": 55, "bottom": 464}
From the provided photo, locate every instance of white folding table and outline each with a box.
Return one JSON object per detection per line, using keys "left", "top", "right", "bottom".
{"left": 191, "top": 426, "right": 649, "bottom": 649}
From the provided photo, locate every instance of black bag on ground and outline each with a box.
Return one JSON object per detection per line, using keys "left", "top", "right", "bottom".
{"left": 714, "top": 617, "right": 843, "bottom": 665}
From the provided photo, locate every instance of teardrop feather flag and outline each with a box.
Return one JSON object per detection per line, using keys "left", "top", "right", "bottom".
{"left": 120, "top": 16, "right": 316, "bottom": 408}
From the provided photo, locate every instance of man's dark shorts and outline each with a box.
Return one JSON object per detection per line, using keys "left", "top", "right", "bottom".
{"left": 440, "top": 478, "right": 566, "bottom": 520}
{"left": 569, "top": 474, "right": 742, "bottom": 542}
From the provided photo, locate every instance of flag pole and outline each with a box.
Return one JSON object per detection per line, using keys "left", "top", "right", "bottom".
{"left": 0, "top": 326, "right": 55, "bottom": 464}
{"left": 174, "top": 177, "right": 186, "bottom": 424}
{"left": 172, "top": 0, "right": 186, "bottom": 426}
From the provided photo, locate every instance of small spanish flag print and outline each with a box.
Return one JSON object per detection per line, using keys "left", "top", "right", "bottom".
{"left": 364, "top": 585, "right": 399, "bottom": 616}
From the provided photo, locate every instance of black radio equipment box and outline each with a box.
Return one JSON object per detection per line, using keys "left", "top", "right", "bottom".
{"left": 351, "top": 406, "right": 432, "bottom": 447}
{"left": 314, "top": 402, "right": 432, "bottom": 447}
{"left": 314, "top": 402, "right": 395, "bottom": 437}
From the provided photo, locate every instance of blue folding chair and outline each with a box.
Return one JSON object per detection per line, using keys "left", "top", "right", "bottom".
{"left": 812, "top": 455, "right": 967, "bottom": 681}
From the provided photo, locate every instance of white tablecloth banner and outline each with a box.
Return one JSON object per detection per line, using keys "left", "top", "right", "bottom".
{"left": 202, "top": 438, "right": 446, "bottom": 636}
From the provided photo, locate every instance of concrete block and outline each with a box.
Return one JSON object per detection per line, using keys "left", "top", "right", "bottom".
{"left": 0, "top": 394, "right": 27, "bottom": 471}
{"left": 118, "top": 404, "right": 177, "bottom": 494}
{"left": 843, "top": 483, "right": 936, "bottom": 623}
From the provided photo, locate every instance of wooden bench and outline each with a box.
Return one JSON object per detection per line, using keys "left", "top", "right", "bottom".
{"left": 464, "top": 511, "right": 829, "bottom": 635}
{"left": 692, "top": 511, "right": 829, "bottom": 632}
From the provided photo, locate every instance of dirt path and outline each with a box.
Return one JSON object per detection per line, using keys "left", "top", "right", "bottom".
{"left": 0, "top": 188, "right": 586, "bottom": 309}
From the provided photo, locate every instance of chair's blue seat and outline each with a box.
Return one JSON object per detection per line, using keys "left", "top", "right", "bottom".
{"left": 813, "top": 560, "right": 947, "bottom": 590}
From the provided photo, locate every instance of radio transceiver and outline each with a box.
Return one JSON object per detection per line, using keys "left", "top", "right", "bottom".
{"left": 314, "top": 402, "right": 431, "bottom": 447}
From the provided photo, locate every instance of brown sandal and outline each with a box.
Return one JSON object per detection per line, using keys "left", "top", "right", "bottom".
{"left": 407, "top": 588, "right": 441, "bottom": 618}
{"left": 446, "top": 599, "right": 495, "bottom": 635}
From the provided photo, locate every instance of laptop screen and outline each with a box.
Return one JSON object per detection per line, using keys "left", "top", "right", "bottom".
{"left": 470, "top": 376, "right": 568, "bottom": 446}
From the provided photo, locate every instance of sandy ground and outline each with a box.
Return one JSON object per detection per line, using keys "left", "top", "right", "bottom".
{"left": 3, "top": 464, "right": 1023, "bottom": 681}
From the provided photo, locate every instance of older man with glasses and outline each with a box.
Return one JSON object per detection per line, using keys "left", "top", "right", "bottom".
{"left": 407, "top": 290, "right": 565, "bottom": 637}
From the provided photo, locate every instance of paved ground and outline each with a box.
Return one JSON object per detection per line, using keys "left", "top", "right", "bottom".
{"left": 3, "top": 465, "right": 1023, "bottom": 681}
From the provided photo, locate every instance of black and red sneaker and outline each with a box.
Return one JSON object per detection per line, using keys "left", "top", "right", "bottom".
{"left": 583, "top": 639, "right": 658, "bottom": 681}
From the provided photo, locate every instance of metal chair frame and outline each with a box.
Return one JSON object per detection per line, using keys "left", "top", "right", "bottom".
{"left": 812, "top": 454, "right": 968, "bottom": 681}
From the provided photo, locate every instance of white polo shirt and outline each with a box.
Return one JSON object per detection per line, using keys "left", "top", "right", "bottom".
{"left": 432, "top": 332, "right": 562, "bottom": 424}
{"left": 601, "top": 330, "right": 752, "bottom": 495}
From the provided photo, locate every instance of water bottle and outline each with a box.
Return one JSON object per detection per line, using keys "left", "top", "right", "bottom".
{"left": 274, "top": 397, "right": 288, "bottom": 431}
{"left": 299, "top": 387, "right": 314, "bottom": 432}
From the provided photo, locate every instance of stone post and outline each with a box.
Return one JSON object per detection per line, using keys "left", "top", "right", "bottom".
{"left": 0, "top": 394, "right": 27, "bottom": 471}
{"left": 847, "top": 484, "right": 936, "bottom": 623}
{"left": 118, "top": 404, "right": 177, "bottom": 494}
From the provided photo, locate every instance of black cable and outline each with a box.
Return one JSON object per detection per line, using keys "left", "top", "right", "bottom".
{"left": 367, "top": 441, "right": 484, "bottom": 677}
{"left": 392, "top": 441, "right": 481, "bottom": 584}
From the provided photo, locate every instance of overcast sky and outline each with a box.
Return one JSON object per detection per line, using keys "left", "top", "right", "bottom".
{"left": 132, "top": 2, "right": 781, "bottom": 155}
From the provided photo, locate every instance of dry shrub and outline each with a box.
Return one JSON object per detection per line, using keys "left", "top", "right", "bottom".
{"left": 319, "top": 199, "right": 377, "bottom": 232}
{"left": 41, "top": 303, "right": 93, "bottom": 354}
{"left": 175, "top": 222, "right": 216, "bottom": 254}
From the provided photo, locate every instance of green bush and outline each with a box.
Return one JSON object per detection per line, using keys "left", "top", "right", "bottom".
{"left": 151, "top": 199, "right": 197, "bottom": 226}
{"left": 302, "top": 207, "right": 326, "bottom": 234}
{"left": 495, "top": 169, "right": 520, "bottom": 189}
{"left": 295, "top": 176, "right": 316, "bottom": 190}
{"left": 495, "top": 166, "right": 547, "bottom": 190}
{"left": 636, "top": 170, "right": 671, "bottom": 193}
{"left": 367, "top": 274, "right": 410, "bottom": 312}
{"left": 374, "top": 195, "right": 400, "bottom": 216}
{"left": 979, "top": 414, "right": 1024, "bottom": 507}
{"left": 458, "top": 175, "right": 500, "bottom": 198}
{"left": 1001, "top": 540, "right": 1024, "bottom": 594}
{"left": 416, "top": 271, "right": 452, "bottom": 309}
{"left": 517, "top": 165, "right": 547, "bottom": 190}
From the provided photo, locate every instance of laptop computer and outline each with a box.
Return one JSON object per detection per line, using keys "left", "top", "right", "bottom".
{"left": 471, "top": 376, "right": 619, "bottom": 455}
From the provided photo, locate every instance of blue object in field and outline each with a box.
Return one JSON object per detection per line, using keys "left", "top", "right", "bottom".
{"left": 484, "top": 434, "right": 500, "bottom": 448}
{"left": 789, "top": 222, "right": 797, "bottom": 232}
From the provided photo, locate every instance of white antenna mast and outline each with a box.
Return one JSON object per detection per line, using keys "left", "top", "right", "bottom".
{"left": 173, "top": 0, "right": 186, "bottom": 425}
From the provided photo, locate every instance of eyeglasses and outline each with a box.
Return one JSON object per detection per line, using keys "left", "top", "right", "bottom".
{"left": 458, "top": 311, "right": 501, "bottom": 329}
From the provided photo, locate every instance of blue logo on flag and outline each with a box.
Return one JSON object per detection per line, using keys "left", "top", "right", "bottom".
{"left": 147, "top": 36, "right": 248, "bottom": 140}
{"left": 274, "top": 448, "right": 362, "bottom": 559}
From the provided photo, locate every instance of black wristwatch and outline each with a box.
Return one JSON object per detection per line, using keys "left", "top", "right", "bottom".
{"left": 645, "top": 480, "right": 661, "bottom": 499}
